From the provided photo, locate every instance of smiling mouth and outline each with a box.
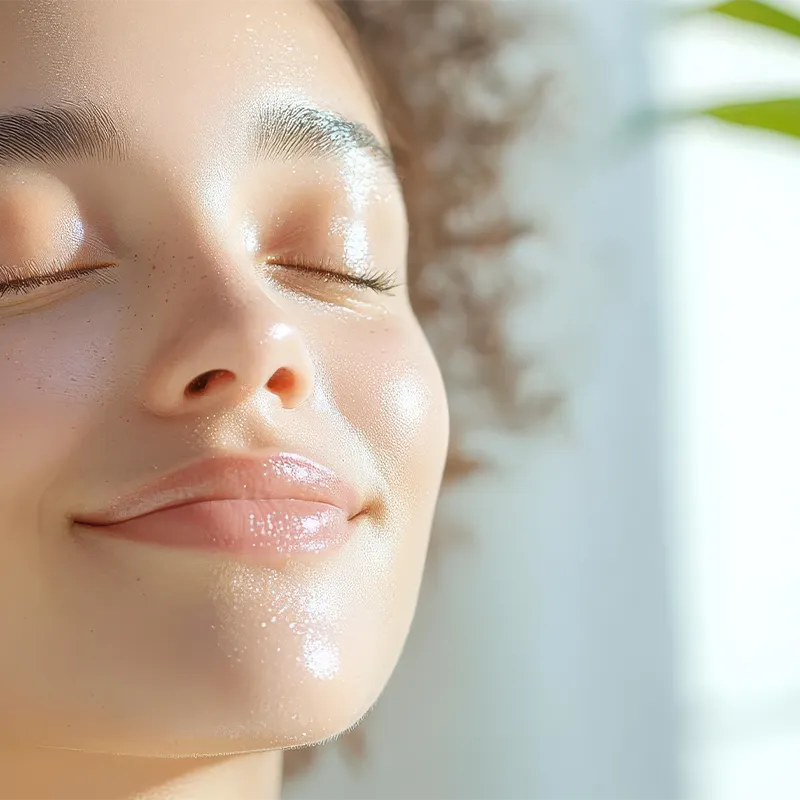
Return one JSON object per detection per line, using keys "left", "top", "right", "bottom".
{"left": 72, "top": 452, "right": 363, "bottom": 565}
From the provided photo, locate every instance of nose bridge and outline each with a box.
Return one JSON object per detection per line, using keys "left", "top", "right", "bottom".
{"left": 133, "top": 190, "right": 252, "bottom": 333}
{"left": 134, "top": 156, "right": 238, "bottom": 263}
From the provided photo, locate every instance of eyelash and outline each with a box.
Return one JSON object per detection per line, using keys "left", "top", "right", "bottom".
{"left": 0, "top": 264, "right": 116, "bottom": 298}
{"left": 0, "top": 257, "right": 400, "bottom": 298}
{"left": 263, "top": 254, "right": 400, "bottom": 295}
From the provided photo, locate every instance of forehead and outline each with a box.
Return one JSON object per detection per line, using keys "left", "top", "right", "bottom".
{"left": 0, "top": 0, "right": 383, "bottom": 159}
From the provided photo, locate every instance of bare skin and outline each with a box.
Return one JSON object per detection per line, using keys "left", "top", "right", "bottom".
{"left": 0, "top": 2, "right": 449, "bottom": 798}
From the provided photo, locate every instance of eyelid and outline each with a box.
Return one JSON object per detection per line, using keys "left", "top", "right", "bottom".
{"left": 0, "top": 222, "right": 117, "bottom": 281}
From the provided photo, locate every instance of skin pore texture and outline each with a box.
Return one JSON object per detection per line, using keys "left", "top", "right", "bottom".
{"left": 0, "top": 2, "right": 449, "bottom": 798}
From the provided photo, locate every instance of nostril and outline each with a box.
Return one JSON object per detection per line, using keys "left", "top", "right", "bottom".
{"left": 266, "top": 367, "right": 295, "bottom": 396}
{"left": 185, "top": 369, "right": 232, "bottom": 396}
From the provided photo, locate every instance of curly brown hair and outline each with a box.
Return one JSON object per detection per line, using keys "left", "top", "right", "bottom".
{"left": 284, "top": 0, "right": 558, "bottom": 779}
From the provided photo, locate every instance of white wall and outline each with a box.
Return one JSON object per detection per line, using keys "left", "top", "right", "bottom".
{"left": 286, "top": 2, "right": 678, "bottom": 798}
{"left": 657, "top": 2, "right": 800, "bottom": 798}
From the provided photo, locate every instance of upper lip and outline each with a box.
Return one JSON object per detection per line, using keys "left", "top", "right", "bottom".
{"left": 74, "top": 452, "right": 363, "bottom": 526}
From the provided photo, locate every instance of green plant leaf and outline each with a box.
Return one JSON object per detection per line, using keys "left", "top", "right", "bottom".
{"left": 704, "top": 1, "right": 800, "bottom": 40}
{"left": 697, "top": 98, "right": 800, "bottom": 138}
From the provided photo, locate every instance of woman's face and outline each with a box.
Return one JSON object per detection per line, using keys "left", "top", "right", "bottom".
{"left": 0, "top": 0, "right": 448, "bottom": 756}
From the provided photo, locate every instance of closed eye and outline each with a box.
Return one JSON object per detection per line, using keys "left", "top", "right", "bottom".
{"left": 263, "top": 255, "right": 401, "bottom": 295}
{"left": 0, "top": 263, "right": 116, "bottom": 298}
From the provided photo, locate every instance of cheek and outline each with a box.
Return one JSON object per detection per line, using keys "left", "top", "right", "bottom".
{"left": 321, "top": 314, "right": 449, "bottom": 504}
{"left": 0, "top": 296, "right": 119, "bottom": 500}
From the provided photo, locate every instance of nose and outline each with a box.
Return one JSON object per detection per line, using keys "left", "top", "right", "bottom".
{"left": 137, "top": 275, "right": 316, "bottom": 417}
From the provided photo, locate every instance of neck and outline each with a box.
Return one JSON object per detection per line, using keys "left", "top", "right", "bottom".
{"left": 0, "top": 746, "right": 283, "bottom": 800}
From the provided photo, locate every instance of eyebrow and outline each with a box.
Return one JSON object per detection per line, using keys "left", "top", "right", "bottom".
{"left": 0, "top": 100, "right": 396, "bottom": 179}
{"left": 250, "top": 103, "right": 395, "bottom": 176}
{"left": 0, "top": 101, "right": 127, "bottom": 165}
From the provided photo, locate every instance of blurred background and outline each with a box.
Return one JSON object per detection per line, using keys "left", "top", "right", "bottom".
{"left": 285, "top": 1, "right": 800, "bottom": 797}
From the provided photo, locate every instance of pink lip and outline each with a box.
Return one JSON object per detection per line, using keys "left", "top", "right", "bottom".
{"left": 72, "top": 453, "right": 362, "bottom": 565}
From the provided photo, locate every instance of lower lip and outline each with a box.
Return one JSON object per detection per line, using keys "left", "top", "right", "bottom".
{"left": 74, "top": 499, "right": 351, "bottom": 566}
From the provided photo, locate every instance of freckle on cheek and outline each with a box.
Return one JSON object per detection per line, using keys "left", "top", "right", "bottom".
{"left": 1, "top": 308, "right": 115, "bottom": 409}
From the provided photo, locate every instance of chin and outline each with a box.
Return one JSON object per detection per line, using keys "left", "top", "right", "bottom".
{"left": 27, "top": 552, "right": 417, "bottom": 759}
{"left": 32, "top": 638, "right": 401, "bottom": 759}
